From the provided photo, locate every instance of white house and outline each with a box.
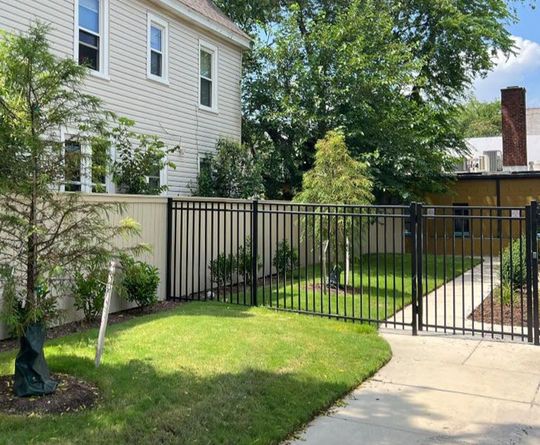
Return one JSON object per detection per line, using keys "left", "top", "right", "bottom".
{"left": 0, "top": 0, "right": 251, "bottom": 195}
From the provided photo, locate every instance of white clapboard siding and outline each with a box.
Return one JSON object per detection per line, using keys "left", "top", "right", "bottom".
{"left": 0, "top": 0, "right": 244, "bottom": 196}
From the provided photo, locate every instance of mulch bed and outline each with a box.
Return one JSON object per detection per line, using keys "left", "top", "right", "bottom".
{"left": 469, "top": 293, "right": 529, "bottom": 326}
{"left": 0, "top": 373, "right": 99, "bottom": 416}
{"left": 0, "top": 300, "right": 185, "bottom": 353}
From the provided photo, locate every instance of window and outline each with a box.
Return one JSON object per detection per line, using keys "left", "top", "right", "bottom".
{"left": 76, "top": 0, "right": 109, "bottom": 76}
{"left": 199, "top": 41, "right": 218, "bottom": 111}
{"left": 147, "top": 13, "right": 168, "bottom": 83}
{"left": 64, "top": 142, "right": 83, "bottom": 192}
{"left": 62, "top": 135, "right": 111, "bottom": 193}
{"left": 453, "top": 204, "right": 470, "bottom": 236}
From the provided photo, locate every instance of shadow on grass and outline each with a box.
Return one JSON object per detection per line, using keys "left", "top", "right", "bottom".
{"left": 1, "top": 355, "right": 367, "bottom": 445}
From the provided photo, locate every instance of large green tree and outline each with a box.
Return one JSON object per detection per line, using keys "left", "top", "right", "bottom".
{"left": 215, "top": 0, "right": 520, "bottom": 200}
{"left": 457, "top": 98, "right": 502, "bottom": 138}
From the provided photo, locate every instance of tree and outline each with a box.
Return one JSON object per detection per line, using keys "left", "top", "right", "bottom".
{"left": 194, "top": 138, "right": 264, "bottom": 198}
{"left": 0, "top": 25, "right": 140, "bottom": 397}
{"left": 215, "top": 0, "right": 518, "bottom": 200}
{"left": 111, "top": 117, "right": 178, "bottom": 195}
{"left": 294, "top": 130, "right": 373, "bottom": 284}
{"left": 457, "top": 98, "right": 502, "bottom": 138}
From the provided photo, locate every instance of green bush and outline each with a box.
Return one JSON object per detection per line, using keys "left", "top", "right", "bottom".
{"left": 120, "top": 257, "right": 160, "bottom": 308}
{"left": 73, "top": 260, "right": 109, "bottom": 322}
{"left": 501, "top": 236, "right": 527, "bottom": 290}
{"left": 236, "top": 238, "right": 262, "bottom": 284}
{"left": 209, "top": 253, "right": 236, "bottom": 289}
{"left": 194, "top": 139, "right": 264, "bottom": 199}
{"left": 272, "top": 240, "right": 299, "bottom": 276}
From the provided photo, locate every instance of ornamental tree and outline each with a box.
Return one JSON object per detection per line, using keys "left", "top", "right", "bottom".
{"left": 0, "top": 24, "right": 141, "bottom": 397}
{"left": 294, "top": 130, "right": 373, "bottom": 283}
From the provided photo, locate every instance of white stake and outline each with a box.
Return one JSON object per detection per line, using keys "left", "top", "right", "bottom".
{"left": 345, "top": 237, "right": 350, "bottom": 287}
{"left": 95, "top": 260, "right": 116, "bottom": 368}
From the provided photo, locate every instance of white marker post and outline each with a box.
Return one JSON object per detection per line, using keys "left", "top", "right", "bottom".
{"left": 95, "top": 260, "right": 116, "bottom": 368}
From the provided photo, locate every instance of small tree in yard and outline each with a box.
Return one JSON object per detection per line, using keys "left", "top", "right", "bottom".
{"left": 294, "top": 130, "right": 373, "bottom": 288}
{"left": 0, "top": 25, "right": 141, "bottom": 397}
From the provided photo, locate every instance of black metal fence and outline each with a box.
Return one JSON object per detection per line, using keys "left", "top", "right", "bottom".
{"left": 166, "top": 198, "right": 540, "bottom": 345}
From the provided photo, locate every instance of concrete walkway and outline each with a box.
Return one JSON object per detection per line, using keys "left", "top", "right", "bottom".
{"left": 288, "top": 332, "right": 540, "bottom": 444}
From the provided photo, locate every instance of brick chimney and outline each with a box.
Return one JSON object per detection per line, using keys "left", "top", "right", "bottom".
{"left": 501, "top": 87, "right": 528, "bottom": 170}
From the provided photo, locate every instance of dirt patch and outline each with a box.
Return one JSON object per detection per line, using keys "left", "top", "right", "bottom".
{"left": 0, "top": 300, "right": 185, "bottom": 353}
{"left": 469, "top": 292, "right": 528, "bottom": 327}
{"left": 0, "top": 373, "right": 99, "bottom": 416}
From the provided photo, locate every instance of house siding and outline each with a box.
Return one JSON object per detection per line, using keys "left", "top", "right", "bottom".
{"left": 0, "top": 0, "right": 244, "bottom": 196}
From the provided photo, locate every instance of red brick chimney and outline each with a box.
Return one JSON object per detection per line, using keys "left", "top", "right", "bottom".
{"left": 501, "top": 87, "right": 528, "bottom": 170}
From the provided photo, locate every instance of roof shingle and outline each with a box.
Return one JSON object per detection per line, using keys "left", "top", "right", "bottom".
{"left": 177, "top": 0, "right": 250, "bottom": 40}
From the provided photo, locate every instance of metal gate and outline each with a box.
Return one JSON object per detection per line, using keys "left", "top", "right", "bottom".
{"left": 166, "top": 198, "right": 540, "bottom": 344}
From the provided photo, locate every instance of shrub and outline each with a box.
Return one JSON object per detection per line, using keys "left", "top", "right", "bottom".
{"left": 194, "top": 139, "right": 264, "bottom": 199}
{"left": 501, "top": 236, "right": 527, "bottom": 290}
{"left": 72, "top": 260, "right": 109, "bottom": 323}
{"left": 236, "top": 238, "right": 262, "bottom": 284}
{"left": 209, "top": 253, "right": 236, "bottom": 289}
{"left": 120, "top": 256, "right": 160, "bottom": 308}
{"left": 272, "top": 240, "right": 299, "bottom": 276}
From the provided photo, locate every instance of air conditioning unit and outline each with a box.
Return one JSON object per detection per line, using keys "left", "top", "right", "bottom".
{"left": 529, "top": 161, "right": 540, "bottom": 171}
{"left": 468, "top": 155, "right": 489, "bottom": 172}
{"left": 483, "top": 150, "right": 503, "bottom": 172}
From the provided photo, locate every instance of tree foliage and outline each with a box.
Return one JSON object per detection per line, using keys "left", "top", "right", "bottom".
{"left": 294, "top": 130, "right": 373, "bottom": 263}
{"left": 0, "top": 24, "right": 142, "bottom": 334}
{"left": 214, "top": 0, "right": 519, "bottom": 200}
{"left": 294, "top": 130, "right": 373, "bottom": 205}
{"left": 194, "top": 139, "right": 264, "bottom": 199}
{"left": 457, "top": 98, "right": 502, "bottom": 138}
{"left": 111, "top": 117, "right": 178, "bottom": 195}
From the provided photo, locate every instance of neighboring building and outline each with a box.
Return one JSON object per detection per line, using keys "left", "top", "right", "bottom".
{"left": 428, "top": 87, "right": 540, "bottom": 209}
{"left": 0, "top": 0, "right": 251, "bottom": 195}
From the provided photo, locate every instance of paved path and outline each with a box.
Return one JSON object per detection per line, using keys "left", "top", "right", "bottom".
{"left": 288, "top": 332, "right": 540, "bottom": 444}
{"left": 387, "top": 259, "right": 529, "bottom": 339}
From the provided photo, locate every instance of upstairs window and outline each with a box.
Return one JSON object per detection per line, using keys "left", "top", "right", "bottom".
{"left": 199, "top": 41, "right": 218, "bottom": 111}
{"left": 77, "top": 0, "right": 108, "bottom": 76}
{"left": 147, "top": 14, "right": 168, "bottom": 83}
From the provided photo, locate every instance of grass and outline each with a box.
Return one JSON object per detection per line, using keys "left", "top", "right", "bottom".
{"left": 0, "top": 302, "right": 391, "bottom": 445}
{"left": 227, "top": 254, "right": 482, "bottom": 323}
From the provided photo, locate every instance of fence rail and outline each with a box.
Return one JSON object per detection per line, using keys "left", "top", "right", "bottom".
{"left": 166, "top": 198, "right": 540, "bottom": 345}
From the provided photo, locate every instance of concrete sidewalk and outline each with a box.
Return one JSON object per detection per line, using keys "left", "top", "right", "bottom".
{"left": 288, "top": 333, "right": 540, "bottom": 444}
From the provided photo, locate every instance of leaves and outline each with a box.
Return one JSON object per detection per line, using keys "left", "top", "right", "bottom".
{"left": 222, "top": 0, "right": 519, "bottom": 200}
{"left": 110, "top": 118, "right": 178, "bottom": 195}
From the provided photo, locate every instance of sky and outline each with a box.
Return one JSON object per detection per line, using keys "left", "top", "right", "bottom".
{"left": 473, "top": 3, "right": 540, "bottom": 107}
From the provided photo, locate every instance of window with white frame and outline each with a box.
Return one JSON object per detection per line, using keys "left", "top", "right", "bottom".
{"left": 147, "top": 14, "right": 168, "bottom": 82}
{"left": 62, "top": 136, "right": 110, "bottom": 193}
{"left": 77, "top": 0, "right": 108, "bottom": 75}
{"left": 199, "top": 41, "right": 218, "bottom": 111}
{"left": 64, "top": 141, "right": 83, "bottom": 192}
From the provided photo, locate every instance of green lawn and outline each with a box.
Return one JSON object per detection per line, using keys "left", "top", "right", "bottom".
{"left": 228, "top": 254, "right": 481, "bottom": 323}
{"left": 0, "top": 302, "right": 390, "bottom": 445}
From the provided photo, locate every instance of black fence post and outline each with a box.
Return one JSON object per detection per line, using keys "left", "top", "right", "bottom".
{"left": 251, "top": 199, "right": 259, "bottom": 306}
{"left": 166, "top": 197, "right": 173, "bottom": 300}
{"left": 526, "top": 205, "right": 534, "bottom": 343}
{"left": 416, "top": 203, "right": 424, "bottom": 332}
{"left": 410, "top": 202, "right": 418, "bottom": 336}
{"left": 531, "top": 200, "right": 539, "bottom": 345}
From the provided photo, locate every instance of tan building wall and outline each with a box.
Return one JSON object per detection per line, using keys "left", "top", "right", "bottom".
{"left": 422, "top": 175, "right": 540, "bottom": 256}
